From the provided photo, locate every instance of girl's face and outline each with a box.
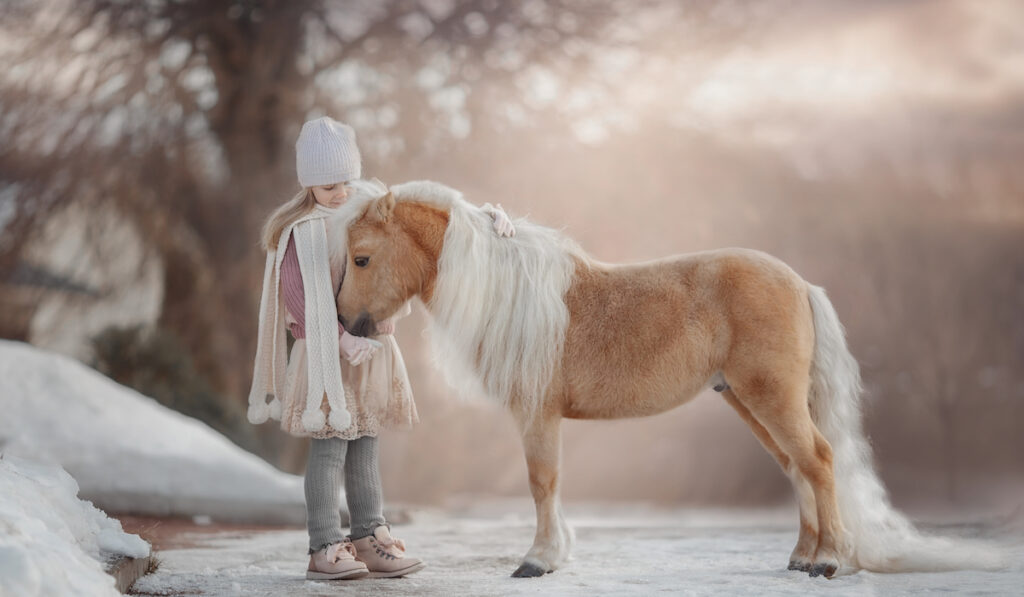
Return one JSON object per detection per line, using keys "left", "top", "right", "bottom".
{"left": 311, "top": 182, "right": 349, "bottom": 209}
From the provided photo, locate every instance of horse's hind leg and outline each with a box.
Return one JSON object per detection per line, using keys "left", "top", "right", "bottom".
{"left": 512, "top": 410, "right": 573, "bottom": 577}
{"left": 721, "top": 388, "right": 818, "bottom": 572}
{"left": 728, "top": 373, "right": 843, "bottom": 578}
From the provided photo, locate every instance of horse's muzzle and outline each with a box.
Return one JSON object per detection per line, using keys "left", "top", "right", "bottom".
{"left": 340, "top": 312, "right": 375, "bottom": 338}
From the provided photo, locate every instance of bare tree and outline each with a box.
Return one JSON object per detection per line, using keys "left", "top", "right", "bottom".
{"left": 0, "top": 0, "right": 677, "bottom": 454}
{"left": 0, "top": 0, "right": 712, "bottom": 466}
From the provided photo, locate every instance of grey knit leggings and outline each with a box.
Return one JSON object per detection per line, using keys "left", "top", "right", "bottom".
{"left": 305, "top": 436, "right": 386, "bottom": 552}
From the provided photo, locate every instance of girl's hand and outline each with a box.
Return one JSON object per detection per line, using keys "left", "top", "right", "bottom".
{"left": 340, "top": 331, "right": 383, "bottom": 366}
{"left": 376, "top": 317, "right": 396, "bottom": 335}
{"left": 484, "top": 203, "right": 516, "bottom": 237}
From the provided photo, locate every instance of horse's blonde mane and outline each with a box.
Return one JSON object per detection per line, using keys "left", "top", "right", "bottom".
{"left": 390, "top": 180, "right": 583, "bottom": 420}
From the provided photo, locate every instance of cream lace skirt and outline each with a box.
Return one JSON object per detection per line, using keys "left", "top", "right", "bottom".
{"left": 279, "top": 335, "right": 418, "bottom": 439}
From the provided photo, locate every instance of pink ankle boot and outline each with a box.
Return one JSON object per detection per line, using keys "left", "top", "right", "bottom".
{"left": 306, "top": 540, "right": 369, "bottom": 580}
{"left": 352, "top": 526, "right": 426, "bottom": 578}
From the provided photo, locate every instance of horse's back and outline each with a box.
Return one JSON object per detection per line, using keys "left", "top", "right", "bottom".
{"left": 557, "top": 248, "right": 812, "bottom": 419}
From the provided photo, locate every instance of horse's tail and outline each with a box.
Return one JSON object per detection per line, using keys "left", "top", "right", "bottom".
{"left": 806, "top": 284, "right": 1005, "bottom": 573}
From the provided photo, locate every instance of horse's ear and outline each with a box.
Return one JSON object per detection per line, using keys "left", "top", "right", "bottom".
{"left": 371, "top": 192, "right": 396, "bottom": 224}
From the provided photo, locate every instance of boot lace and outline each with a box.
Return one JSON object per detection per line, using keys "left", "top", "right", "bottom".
{"left": 324, "top": 540, "right": 358, "bottom": 562}
{"left": 373, "top": 534, "right": 407, "bottom": 559}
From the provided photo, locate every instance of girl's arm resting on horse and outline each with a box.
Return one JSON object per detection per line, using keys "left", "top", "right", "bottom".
{"left": 483, "top": 203, "right": 516, "bottom": 237}
{"left": 284, "top": 199, "right": 512, "bottom": 344}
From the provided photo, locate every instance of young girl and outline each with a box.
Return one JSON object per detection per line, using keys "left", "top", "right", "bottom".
{"left": 247, "top": 116, "right": 514, "bottom": 581}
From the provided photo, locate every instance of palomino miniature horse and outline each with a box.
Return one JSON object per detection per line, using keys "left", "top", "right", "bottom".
{"left": 335, "top": 181, "right": 995, "bottom": 579}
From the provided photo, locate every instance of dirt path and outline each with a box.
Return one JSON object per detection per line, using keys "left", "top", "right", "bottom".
{"left": 117, "top": 514, "right": 302, "bottom": 551}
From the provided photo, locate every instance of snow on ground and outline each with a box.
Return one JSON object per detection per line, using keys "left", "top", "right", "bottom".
{"left": 131, "top": 500, "right": 1024, "bottom": 597}
{"left": 0, "top": 340, "right": 305, "bottom": 524}
{"left": 2, "top": 339, "right": 1021, "bottom": 595}
{"left": 0, "top": 455, "right": 150, "bottom": 597}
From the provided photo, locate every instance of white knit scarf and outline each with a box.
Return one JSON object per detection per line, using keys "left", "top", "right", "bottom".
{"left": 247, "top": 204, "right": 352, "bottom": 432}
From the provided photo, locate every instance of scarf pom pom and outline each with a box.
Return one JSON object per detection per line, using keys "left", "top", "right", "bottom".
{"left": 268, "top": 398, "right": 282, "bottom": 420}
{"left": 302, "top": 408, "right": 326, "bottom": 432}
{"left": 247, "top": 397, "right": 271, "bottom": 424}
{"left": 328, "top": 408, "right": 352, "bottom": 431}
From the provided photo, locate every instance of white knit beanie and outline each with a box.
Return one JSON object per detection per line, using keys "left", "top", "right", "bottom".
{"left": 295, "top": 116, "right": 361, "bottom": 187}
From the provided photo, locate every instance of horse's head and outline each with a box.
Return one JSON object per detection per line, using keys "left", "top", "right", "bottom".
{"left": 337, "top": 191, "right": 449, "bottom": 336}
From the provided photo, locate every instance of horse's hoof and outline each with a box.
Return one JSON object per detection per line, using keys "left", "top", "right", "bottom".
{"left": 511, "top": 563, "right": 548, "bottom": 578}
{"left": 808, "top": 563, "right": 837, "bottom": 578}
{"left": 788, "top": 560, "right": 811, "bottom": 572}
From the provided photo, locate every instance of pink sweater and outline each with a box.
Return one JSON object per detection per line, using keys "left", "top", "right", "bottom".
{"left": 280, "top": 235, "right": 345, "bottom": 339}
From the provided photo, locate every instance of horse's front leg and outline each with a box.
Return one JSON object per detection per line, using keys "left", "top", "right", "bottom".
{"left": 511, "top": 411, "right": 573, "bottom": 577}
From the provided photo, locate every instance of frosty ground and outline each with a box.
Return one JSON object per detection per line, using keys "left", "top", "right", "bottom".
{"left": 2, "top": 340, "right": 1021, "bottom": 596}
{"left": 133, "top": 500, "right": 1024, "bottom": 597}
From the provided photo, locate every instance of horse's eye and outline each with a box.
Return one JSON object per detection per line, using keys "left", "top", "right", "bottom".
{"left": 354, "top": 256, "right": 370, "bottom": 268}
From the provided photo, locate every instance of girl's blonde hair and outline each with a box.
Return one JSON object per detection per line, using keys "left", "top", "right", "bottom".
{"left": 261, "top": 188, "right": 316, "bottom": 251}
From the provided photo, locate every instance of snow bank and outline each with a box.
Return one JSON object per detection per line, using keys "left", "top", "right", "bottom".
{"left": 0, "top": 340, "right": 305, "bottom": 523}
{"left": 0, "top": 455, "right": 149, "bottom": 597}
